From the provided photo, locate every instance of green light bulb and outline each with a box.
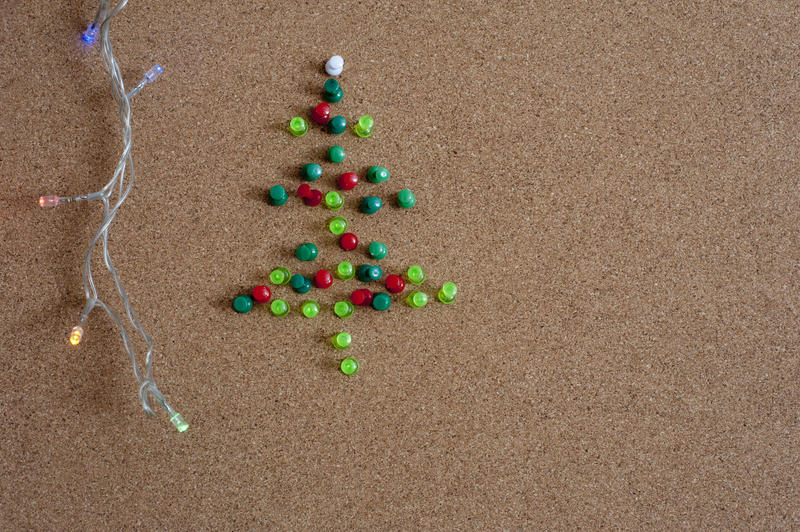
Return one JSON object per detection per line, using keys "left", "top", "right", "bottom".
{"left": 170, "top": 413, "right": 189, "bottom": 432}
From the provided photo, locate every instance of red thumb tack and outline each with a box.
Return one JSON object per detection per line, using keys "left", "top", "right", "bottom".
{"left": 339, "top": 232, "right": 358, "bottom": 251}
{"left": 304, "top": 189, "right": 323, "bottom": 206}
{"left": 297, "top": 183, "right": 311, "bottom": 199}
{"left": 337, "top": 172, "right": 359, "bottom": 190}
{"left": 252, "top": 285, "right": 271, "bottom": 303}
{"left": 314, "top": 269, "right": 333, "bottom": 289}
{"left": 385, "top": 274, "right": 405, "bottom": 294}
{"left": 350, "top": 289, "right": 373, "bottom": 306}
{"left": 311, "top": 102, "right": 331, "bottom": 125}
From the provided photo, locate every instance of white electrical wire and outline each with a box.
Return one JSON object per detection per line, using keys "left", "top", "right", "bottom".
{"left": 40, "top": 0, "right": 187, "bottom": 431}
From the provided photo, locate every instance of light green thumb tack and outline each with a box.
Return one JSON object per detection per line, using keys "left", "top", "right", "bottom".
{"left": 354, "top": 115, "right": 374, "bottom": 138}
{"left": 325, "top": 191, "right": 344, "bottom": 210}
{"left": 407, "top": 265, "right": 426, "bottom": 285}
{"left": 269, "top": 267, "right": 291, "bottom": 285}
{"left": 329, "top": 216, "right": 348, "bottom": 235}
{"left": 301, "top": 300, "right": 320, "bottom": 318}
{"left": 406, "top": 291, "right": 428, "bottom": 308}
{"left": 270, "top": 299, "right": 290, "bottom": 317}
{"left": 332, "top": 332, "right": 352, "bottom": 350}
{"left": 334, "top": 301, "right": 354, "bottom": 318}
{"left": 340, "top": 357, "right": 359, "bottom": 375}
{"left": 289, "top": 116, "right": 308, "bottom": 137}
{"left": 438, "top": 282, "right": 457, "bottom": 304}
{"left": 337, "top": 261, "right": 355, "bottom": 280}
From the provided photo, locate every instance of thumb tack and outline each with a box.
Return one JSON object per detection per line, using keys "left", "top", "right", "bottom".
{"left": 323, "top": 79, "right": 343, "bottom": 103}
{"left": 325, "top": 55, "right": 344, "bottom": 76}
{"left": 406, "top": 291, "right": 428, "bottom": 308}
{"left": 367, "top": 166, "right": 389, "bottom": 183}
{"left": 397, "top": 188, "right": 416, "bottom": 209}
{"left": 340, "top": 357, "right": 359, "bottom": 375}
{"left": 332, "top": 332, "right": 352, "bottom": 350}
{"left": 438, "top": 282, "right": 457, "bottom": 304}
{"left": 354, "top": 115, "right": 374, "bottom": 138}
{"left": 268, "top": 185, "right": 288, "bottom": 206}
{"left": 288, "top": 116, "right": 308, "bottom": 136}
{"left": 407, "top": 265, "right": 426, "bottom": 285}
{"left": 270, "top": 299, "right": 290, "bottom": 317}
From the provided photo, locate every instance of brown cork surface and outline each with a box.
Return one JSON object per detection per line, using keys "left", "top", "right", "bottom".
{"left": 1, "top": 0, "right": 799, "bottom": 529}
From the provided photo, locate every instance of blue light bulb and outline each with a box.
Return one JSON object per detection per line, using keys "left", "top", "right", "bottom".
{"left": 144, "top": 65, "right": 163, "bottom": 83}
{"left": 81, "top": 23, "right": 98, "bottom": 44}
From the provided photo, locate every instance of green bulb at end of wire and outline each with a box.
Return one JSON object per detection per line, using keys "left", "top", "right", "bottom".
{"left": 170, "top": 412, "right": 189, "bottom": 432}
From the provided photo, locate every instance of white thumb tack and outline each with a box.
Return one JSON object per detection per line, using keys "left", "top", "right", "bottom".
{"left": 325, "top": 55, "right": 344, "bottom": 76}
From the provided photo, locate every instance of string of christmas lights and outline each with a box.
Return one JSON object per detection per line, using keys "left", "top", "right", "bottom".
{"left": 40, "top": 0, "right": 187, "bottom": 432}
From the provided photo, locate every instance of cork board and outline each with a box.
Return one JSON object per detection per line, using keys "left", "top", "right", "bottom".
{"left": 2, "top": 0, "right": 799, "bottom": 529}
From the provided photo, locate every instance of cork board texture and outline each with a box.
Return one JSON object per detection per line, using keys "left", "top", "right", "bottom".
{"left": 1, "top": 0, "right": 799, "bottom": 529}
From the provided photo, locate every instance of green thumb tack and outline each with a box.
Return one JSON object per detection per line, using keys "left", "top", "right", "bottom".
{"left": 233, "top": 295, "right": 254, "bottom": 313}
{"left": 269, "top": 267, "right": 291, "bottom": 285}
{"left": 397, "top": 188, "right": 416, "bottom": 209}
{"left": 329, "top": 216, "right": 348, "bottom": 234}
{"left": 325, "top": 191, "right": 344, "bottom": 210}
{"left": 356, "top": 264, "right": 371, "bottom": 282}
{"left": 332, "top": 332, "right": 352, "bottom": 350}
{"left": 270, "top": 299, "right": 290, "bottom": 317}
{"left": 302, "top": 163, "right": 323, "bottom": 181}
{"left": 368, "top": 241, "right": 388, "bottom": 260}
{"left": 337, "top": 261, "right": 355, "bottom": 280}
{"left": 334, "top": 300, "right": 354, "bottom": 318}
{"left": 289, "top": 116, "right": 308, "bottom": 137}
{"left": 360, "top": 196, "right": 382, "bottom": 214}
{"left": 367, "top": 166, "right": 389, "bottom": 183}
{"left": 340, "top": 357, "right": 359, "bottom": 375}
{"left": 301, "top": 300, "right": 320, "bottom": 318}
{"left": 406, "top": 291, "right": 428, "bottom": 308}
{"left": 323, "top": 79, "right": 343, "bottom": 103}
{"left": 407, "top": 265, "right": 426, "bottom": 285}
{"left": 328, "top": 115, "right": 346, "bottom": 134}
{"left": 438, "top": 282, "right": 458, "bottom": 304}
{"left": 290, "top": 273, "right": 312, "bottom": 294}
{"left": 268, "top": 185, "right": 288, "bottom": 206}
{"left": 295, "top": 243, "right": 319, "bottom": 261}
{"left": 368, "top": 265, "right": 383, "bottom": 281}
{"left": 328, "top": 145, "right": 346, "bottom": 163}
{"left": 371, "top": 292, "right": 391, "bottom": 311}
{"left": 354, "top": 115, "right": 374, "bottom": 138}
